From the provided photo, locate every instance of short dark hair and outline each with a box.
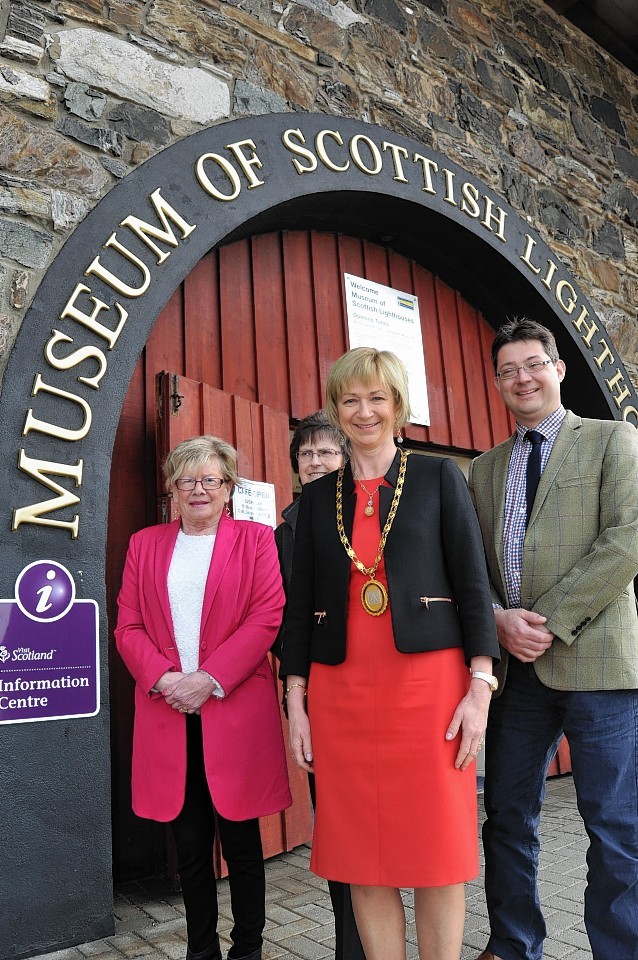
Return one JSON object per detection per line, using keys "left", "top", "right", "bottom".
{"left": 289, "top": 411, "right": 347, "bottom": 473}
{"left": 491, "top": 317, "right": 560, "bottom": 372}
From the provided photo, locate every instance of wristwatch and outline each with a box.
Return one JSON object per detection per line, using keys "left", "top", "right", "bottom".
{"left": 471, "top": 670, "right": 499, "bottom": 692}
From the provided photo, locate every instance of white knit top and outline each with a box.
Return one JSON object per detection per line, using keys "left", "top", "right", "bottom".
{"left": 167, "top": 529, "right": 216, "bottom": 674}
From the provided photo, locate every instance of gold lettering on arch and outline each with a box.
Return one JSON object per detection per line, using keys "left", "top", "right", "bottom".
{"left": 13, "top": 451, "right": 84, "bottom": 538}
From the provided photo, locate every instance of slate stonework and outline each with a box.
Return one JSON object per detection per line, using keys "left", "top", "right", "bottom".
{"left": 0, "top": 0, "right": 635, "bottom": 384}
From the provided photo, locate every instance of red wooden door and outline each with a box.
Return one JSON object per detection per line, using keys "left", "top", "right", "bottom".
{"left": 108, "top": 229, "right": 565, "bottom": 884}
{"left": 156, "top": 372, "right": 311, "bottom": 876}
{"left": 547, "top": 738, "right": 572, "bottom": 777}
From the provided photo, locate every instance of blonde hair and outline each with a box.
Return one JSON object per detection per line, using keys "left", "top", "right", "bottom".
{"left": 325, "top": 348, "right": 412, "bottom": 429}
{"left": 163, "top": 435, "right": 240, "bottom": 491}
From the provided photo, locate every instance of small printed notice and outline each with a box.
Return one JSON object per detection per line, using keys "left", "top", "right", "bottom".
{"left": 0, "top": 561, "right": 99, "bottom": 724}
{"left": 344, "top": 273, "right": 429, "bottom": 425}
{"left": 233, "top": 478, "right": 277, "bottom": 527}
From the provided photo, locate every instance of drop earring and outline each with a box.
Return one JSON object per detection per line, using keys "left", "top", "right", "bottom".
{"left": 225, "top": 503, "right": 232, "bottom": 518}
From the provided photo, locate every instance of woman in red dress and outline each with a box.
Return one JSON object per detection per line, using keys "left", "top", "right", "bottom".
{"left": 279, "top": 348, "right": 500, "bottom": 960}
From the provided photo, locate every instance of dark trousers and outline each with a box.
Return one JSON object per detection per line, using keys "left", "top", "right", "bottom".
{"left": 483, "top": 657, "right": 638, "bottom": 960}
{"left": 171, "top": 716, "right": 265, "bottom": 958}
{"left": 308, "top": 774, "right": 366, "bottom": 960}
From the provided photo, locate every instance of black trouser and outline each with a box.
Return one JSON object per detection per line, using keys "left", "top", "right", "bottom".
{"left": 170, "top": 716, "right": 265, "bottom": 958}
{"left": 308, "top": 774, "right": 366, "bottom": 960}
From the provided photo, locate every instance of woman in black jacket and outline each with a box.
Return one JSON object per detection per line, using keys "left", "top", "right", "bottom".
{"left": 279, "top": 348, "right": 499, "bottom": 960}
{"left": 274, "top": 411, "right": 363, "bottom": 960}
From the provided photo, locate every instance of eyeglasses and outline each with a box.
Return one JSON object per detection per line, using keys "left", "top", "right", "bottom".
{"left": 495, "top": 359, "right": 554, "bottom": 380}
{"left": 296, "top": 448, "right": 342, "bottom": 462}
{"left": 174, "top": 477, "right": 225, "bottom": 491}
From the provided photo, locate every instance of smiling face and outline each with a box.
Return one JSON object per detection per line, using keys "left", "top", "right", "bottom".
{"left": 336, "top": 380, "right": 399, "bottom": 455}
{"left": 297, "top": 431, "right": 345, "bottom": 485}
{"left": 172, "top": 456, "right": 231, "bottom": 535}
{"left": 494, "top": 339, "right": 566, "bottom": 428}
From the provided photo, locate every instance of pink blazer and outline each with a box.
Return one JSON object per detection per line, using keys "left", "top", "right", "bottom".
{"left": 115, "top": 513, "right": 292, "bottom": 822}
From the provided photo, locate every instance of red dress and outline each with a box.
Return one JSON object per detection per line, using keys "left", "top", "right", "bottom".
{"left": 308, "top": 480, "right": 479, "bottom": 887}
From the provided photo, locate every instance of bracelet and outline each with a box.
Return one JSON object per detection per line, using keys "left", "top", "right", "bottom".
{"left": 285, "top": 682, "right": 307, "bottom": 698}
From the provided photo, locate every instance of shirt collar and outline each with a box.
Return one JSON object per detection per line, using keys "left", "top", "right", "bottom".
{"left": 515, "top": 405, "right": 566, "bottom": 444}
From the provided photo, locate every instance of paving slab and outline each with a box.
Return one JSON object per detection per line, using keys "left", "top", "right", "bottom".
{"left": 32, "top": 776, "right": 592, "bottom": 960}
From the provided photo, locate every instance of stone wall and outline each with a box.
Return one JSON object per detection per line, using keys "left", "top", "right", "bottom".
{"left": 1, "top": 0, "right": 636, "bottom": 381}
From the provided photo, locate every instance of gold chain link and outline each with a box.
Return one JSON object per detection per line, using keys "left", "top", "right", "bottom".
{"left": 336, "top": 450, "right": 410, "bottom": 577}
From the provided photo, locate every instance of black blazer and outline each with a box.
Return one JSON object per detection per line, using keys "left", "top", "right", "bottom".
{"left": 272, "top": 497, "right": 299, "bottom": 660}
{"left": 279, "top": 450, "right": 500, "bottom": 678}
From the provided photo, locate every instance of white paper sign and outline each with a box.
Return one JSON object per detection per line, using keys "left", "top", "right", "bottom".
{"left": 344, "top": 273, "right": 430, "bottom": 425}
{"left": 232, "top": 478, "right": 277, "bottom": 527}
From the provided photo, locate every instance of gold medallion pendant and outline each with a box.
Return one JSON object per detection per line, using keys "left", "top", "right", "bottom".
{"left": 361, "top": 579, "right": 388, "bottom": 616}
{"left": 358, "top": 479, "right": 382, "bottom": 517}
{"left": 336, "top": 449, "right": 410, "bottom": 618}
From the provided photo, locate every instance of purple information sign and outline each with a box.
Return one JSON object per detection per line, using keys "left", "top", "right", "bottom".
{"left": 0, "top": 561, "right": 99, "bottom": 724}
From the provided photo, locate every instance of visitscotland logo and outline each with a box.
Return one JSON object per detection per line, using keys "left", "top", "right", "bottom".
{"left": 9, "top": 646, "right": 56, "bottom": 661}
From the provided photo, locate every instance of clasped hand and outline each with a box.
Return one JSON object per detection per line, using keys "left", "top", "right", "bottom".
{"left": 495, "top": 607, "right": 554, "bottom": 662}
{"left": 155, "top": 670, "right": 212, "bottom": 714}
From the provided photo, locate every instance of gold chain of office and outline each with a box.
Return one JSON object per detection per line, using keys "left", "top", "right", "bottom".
{"left": 336, "top": 449, "right": 410, "bottom": 615}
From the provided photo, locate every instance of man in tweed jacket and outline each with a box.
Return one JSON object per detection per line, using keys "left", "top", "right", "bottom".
{"left": 468, "top": 318, "right": 638, "bottom": 960}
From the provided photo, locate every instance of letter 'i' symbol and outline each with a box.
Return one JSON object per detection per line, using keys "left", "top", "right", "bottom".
{"left": 35, "top": 570, "right": 57, "bottom": 613}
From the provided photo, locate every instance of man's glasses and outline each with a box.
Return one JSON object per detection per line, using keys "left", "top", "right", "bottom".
{"left": 174, "top": 477, "right": 225, "bottom": 491}
{"left": 296, "top": 448, "right": 342, "bottom": 462}
{"left": 495, "top": 359, "right": 554, "bottom": 380}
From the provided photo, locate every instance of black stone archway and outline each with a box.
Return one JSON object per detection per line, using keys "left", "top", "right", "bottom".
{"left": 0, "top": 112, "right": 635, "bottom": 960}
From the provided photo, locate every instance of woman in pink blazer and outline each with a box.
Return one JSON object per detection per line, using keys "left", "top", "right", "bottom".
{"left": 115, "top": 435, "right": 291, "bottom": 960}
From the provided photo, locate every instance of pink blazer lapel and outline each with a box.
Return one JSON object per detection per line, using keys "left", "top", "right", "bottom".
{"left": 200, "top": 512, "right": 240, "bottom": 629}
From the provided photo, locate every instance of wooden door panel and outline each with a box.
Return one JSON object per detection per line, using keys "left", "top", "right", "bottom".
{"left": 184, "top": 251, "right": 222, "bottom": 388}
{"left": 283, "top": 232, "right": 322, "bottom": 418}
{"left": 311, "top": 232, "right": 347, "bottom": 399}
{"left": 457, "top": 300, "right": 494, "bottom": 453}
{"left": 109, "top": 229, "right": 536, "bottom": 883}
{"left": 253, "top": 234, "right": 290, "bottom": 413}
{"left": 173, "top": 232, "right": 511, "bottom": 463}
{"left": 436, "top": 281, "right": 473, "bottom": 450}
{"left": 108, "top": 363, "right": 169, "bottom": 883}
{"left": 263, "top": 404, "right": 295, "bottom": 522}
{"left": 363, "top": 237, "right": 391, "bottom": 285}
{"left": 201, "top": 383, "right": 235, "bottom": 446}
{"left": 408, "top": 267, "right": 445, "bottom": 447}
{"left": 233, "top": 393, "right": 262, "bottom": 481}
{"left": 220, "top": 241, "right": 257, "bottom": 401}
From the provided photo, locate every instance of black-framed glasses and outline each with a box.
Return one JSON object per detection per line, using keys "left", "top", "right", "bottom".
{"left": 496, "top": 359, "right": 554, "bottom": 380}
{"left": 174, "top": 477, "right": 226, "bottom": 491}
{"left": 296, "top": 448, "right": 342, "bottom": 462}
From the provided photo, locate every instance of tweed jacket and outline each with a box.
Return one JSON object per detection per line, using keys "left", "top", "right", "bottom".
{"left": 468, "top": 410, "right": 638, "bottom": 692}
{"left": 279, "top": 450, "right": 499, "bottom": 679}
